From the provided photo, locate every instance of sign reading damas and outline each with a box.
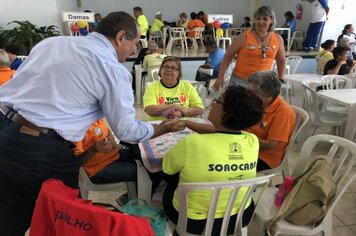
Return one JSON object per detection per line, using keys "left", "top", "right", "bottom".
{"left": 62, "top": 11, "right": 95, "bottom": 22}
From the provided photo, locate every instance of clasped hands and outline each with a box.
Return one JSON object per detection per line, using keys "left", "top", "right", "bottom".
{"left": 162, "top": 105, "right": 188, "bottom": 119}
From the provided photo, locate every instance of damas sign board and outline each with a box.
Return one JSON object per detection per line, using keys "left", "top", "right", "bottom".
{"left": 62, "top": 11, "right": 94, "bottom": 22}
{"left": 207, "top": 14, "right": 233, "bottom": 24}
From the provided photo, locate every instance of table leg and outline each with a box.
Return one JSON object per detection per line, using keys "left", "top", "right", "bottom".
{"left": 135, "top": 160, "right": 152, "bottom": 204}
{"left": 135, "top": 65, "right": 142, "bottom": 105}
{"left": 343, "top": 103, "right": 356, "bottom": 140}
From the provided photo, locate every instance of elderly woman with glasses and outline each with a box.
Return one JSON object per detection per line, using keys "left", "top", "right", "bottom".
{"left": 247, "top": 71, "right": 296, "bottom": 171}
{"left": 143, "top": 56, "right": 204, "bottom": 120}
{"left": 162, "top": 86, "right": 264, "bottom": 235}
{"left": 212, "top": 6, "right": 286, "bottom": 90}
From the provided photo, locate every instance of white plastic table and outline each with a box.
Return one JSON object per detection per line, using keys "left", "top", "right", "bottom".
{"left": 317, "top": 89, "right": 356, "bottom": 140}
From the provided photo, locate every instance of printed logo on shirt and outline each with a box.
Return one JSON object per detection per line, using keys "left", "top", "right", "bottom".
{"left": 55, "top": 210, "right": 93, "bottom": 231}
{"left": 228, "top": 174, "right": 244, "bottom": 181}
{"left": 158, "top": 93, "right": 187, "bottom": 105}
{"left": 229, "top": 142, "right": 244, "bottom": 160}
{"left": 208, "top": 161, "right": 257, "bottom": 172}
{"left": 248, "top": 44, "right": 256, "bottom": 50}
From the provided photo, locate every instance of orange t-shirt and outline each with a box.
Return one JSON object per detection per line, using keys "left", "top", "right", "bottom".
{"left": 247, "top": 96, "right": 296, "bottom": 168}
{"left": 187, "top": 19, "right": 205, "bottom": 37}
{"left": 233, "top": 31, "right": 280, "bottom": 80}
{"left": 0, "top": 67, "right": 15, "bottom": 86}
{"left": 74, "top": 118, "right": 119, "bottom": 177}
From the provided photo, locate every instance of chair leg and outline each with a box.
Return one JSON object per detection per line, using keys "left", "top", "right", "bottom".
{"left": 126, "top": 182, "right": 137, "bottom": 199}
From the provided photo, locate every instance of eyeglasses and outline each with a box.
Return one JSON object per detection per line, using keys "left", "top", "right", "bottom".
{"left": 162, "top": 65, "right": 179, "bottom": 71}
{"left": 213, "top": 99, "right": 224, "bottom": 105}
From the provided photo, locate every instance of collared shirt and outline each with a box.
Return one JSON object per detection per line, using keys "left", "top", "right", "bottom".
{"left": 311, "top": 0, "right": 328, "bottom": 23}
{"left": 0, "top": 32, "right": 153, "bottom": 142}
{"left": 247, "top": 96, "right": 296, "bottom": 168}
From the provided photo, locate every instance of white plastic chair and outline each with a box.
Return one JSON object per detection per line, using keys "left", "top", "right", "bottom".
{"left": 78, "top": 167, "right": 137, "bottom": 200}
{"left": 258, "top": 106, "right": 309, "bottom": 181}
{"left": 288, "top": 31, "right": 304, "bottom": 51}
{"left": 216, "top": 36, "right": 232, "bottom": 52}
{"left": 150, "top": 31, "right": 163, "bottom": 45}
{"left": 286, "top": 56, "right": 302, "bottom": 74}
{"left": 190, "top": 81, "right": 207, "bottom": 105}
{"left": 343, "top": 73, "right": 356, "bottom": 88}
{"left": 251, "top": 134, "right": 356, "bottom": 236}
{"left": 321, "top": 74, "right": 352, "bottom": 90}
{"left": 174, "top": 174, "right": 276, "bottom": 236}
{"left": 302, "top": 83, "right": 346, "bottom": 136}
{"left": 320, "top": 75, "right": 352, "bottom": 114}
{"left": 141, "top": 65, "right": 161, "bottom": 99}
{"left": 186, "top": 27, "right": 205, "bottom": 49}
{"left": 166, "top": 27, "right": 188, "bottom": 51}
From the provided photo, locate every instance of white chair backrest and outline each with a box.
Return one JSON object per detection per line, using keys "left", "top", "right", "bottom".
{"left": 292, "top": 134, "right": 356, "bottom": 219}
{"left": 315, "top": 55, "right": 325, "bottom": 75}
{"left": 301, "top": 82, "right": 321, "bottom": 122}
{"left": 343, "top": 73, "right": 356, "bottom": 88}
{"left": 321, "top": 74, "right": 352, "bottom": 89}
{"left": 286, "top": 56, "right": 302, "bottom": 74}
{"left": 147, "top": 66, "right": 160, "bottom": 82}
{"left": 169, "top": 27, "right": 186, "bottom": 38}
{"left": 288, "top": 30, "right": 304, "bottom": 51}
{"left": 190, "top": 81, "right": 207, "bottom": 107}
{"left": 176, "top": 174, "right": 275, "bottom": 236}
{"left": 258, "top": 105, "right": 309, "bottom": 180}
{"left": 188, "top": 27, "right": 205, "bottom": 38}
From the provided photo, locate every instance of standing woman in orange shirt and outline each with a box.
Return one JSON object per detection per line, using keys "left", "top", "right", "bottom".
{"left": 213, "top": 6, "right": 286, "bottom": 90}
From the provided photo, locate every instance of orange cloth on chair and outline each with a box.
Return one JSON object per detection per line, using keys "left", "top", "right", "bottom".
{"left": 247, "top": 96, "right": 296, "bottom": 168}
{"left": 187, "top": 19, "right": 205, "bottom": 37}
{"left": 74, "top": 118, "right": 119, "bottom": 177}
{"left": 30, "top": 179, "right": 155, "bottom": 236}
{"left": 0, "top": 67, "right": 15, "bottom": 86}
{"left": 233, "top": 31, "right": 280, "bottom": 80}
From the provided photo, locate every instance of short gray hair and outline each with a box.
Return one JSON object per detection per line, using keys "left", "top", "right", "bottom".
{"left": 0, "top": 49, "right": 10, "bottom": 67}
{"left": 247, "top": 71, "right": 281, "bottom": 98}
{"left": 252, "top": 6, "right": 277, "bottom": 32}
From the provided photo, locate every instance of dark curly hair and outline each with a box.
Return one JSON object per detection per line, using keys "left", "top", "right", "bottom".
{"left": 221, "top": 86, "right": 263, "bottom": 130}
{"left": 332, "top": 46, "right": 350, "bottom": 58}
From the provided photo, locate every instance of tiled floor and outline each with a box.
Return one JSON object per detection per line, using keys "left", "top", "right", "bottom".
{"left": 87, "top": 87, "right": 356, "bottom": 235}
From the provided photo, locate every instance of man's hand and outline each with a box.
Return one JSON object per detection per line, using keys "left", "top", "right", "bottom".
{"left": 169, "top": 120, "right": 187, "bottom": 132}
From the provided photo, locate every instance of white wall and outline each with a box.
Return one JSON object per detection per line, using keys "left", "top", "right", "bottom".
{"left": 0, "top": 0, "right": 78, "bottom": 34}
{"left": 79, "top": 0, "right": 250, "bottom": 26}
{"left": 264, "top": 0, "right": 356, "bottom": 47}
{"left": 0, "top": 0, "right": 59, "bottom": 29}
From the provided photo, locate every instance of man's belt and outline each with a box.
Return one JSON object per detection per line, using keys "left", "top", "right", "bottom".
{"left": 0, "top": 103, "right": 65, "bottom": 140}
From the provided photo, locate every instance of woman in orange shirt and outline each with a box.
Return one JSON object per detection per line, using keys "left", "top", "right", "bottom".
{"left": 213, "top": 6, "right": 286, "bottom": 90}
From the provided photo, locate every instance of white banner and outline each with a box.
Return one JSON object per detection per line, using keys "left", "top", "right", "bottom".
{"left": 207, "top": 14, "right": 233, "bottom": 24}
{"left": 62, "top": 11, "right": 94, "bottom": 22}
